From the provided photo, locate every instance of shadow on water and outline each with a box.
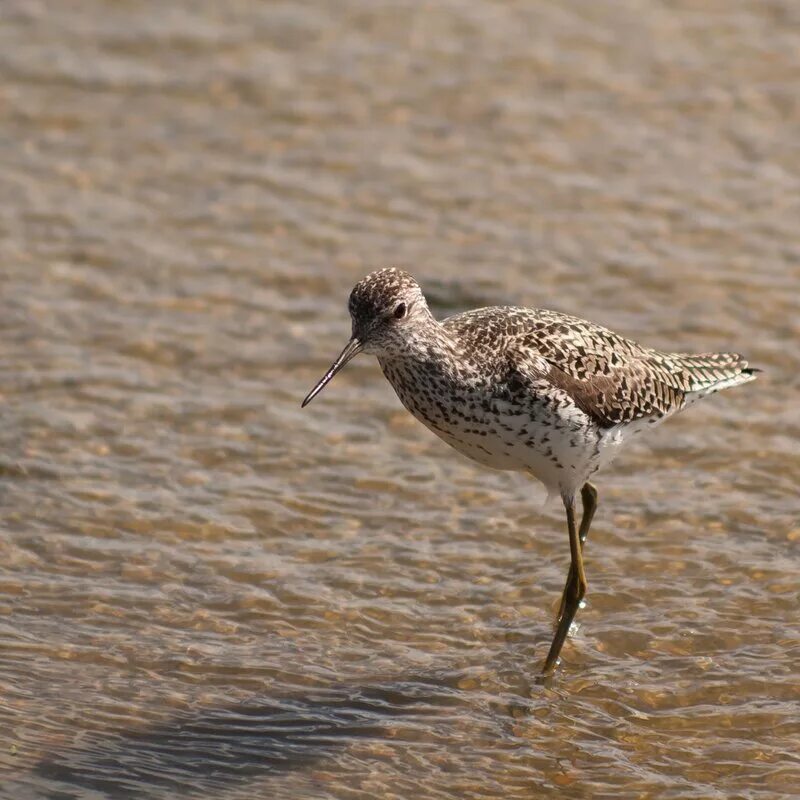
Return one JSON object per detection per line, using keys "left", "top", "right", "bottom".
{"left": 34, "top": 674, "right": 468, "bottom": 799}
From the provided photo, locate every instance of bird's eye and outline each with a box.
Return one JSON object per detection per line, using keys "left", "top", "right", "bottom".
{"left": 393, "top": 302, "right": 407, "bottom": 320}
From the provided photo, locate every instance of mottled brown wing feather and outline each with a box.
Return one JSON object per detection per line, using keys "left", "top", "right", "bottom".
{"left": 498, "top": 310, "right": 684, "bottom": 427}
{"left": 444, "top": 306, "right": 753, "bottom": 429}
{"left": 541, "top": 361, "right": 683, "bottom": 428}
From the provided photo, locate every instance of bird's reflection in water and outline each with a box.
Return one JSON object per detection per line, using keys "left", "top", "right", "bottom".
{"left": 35, "top": 676, "right": 470, "bottom": 798}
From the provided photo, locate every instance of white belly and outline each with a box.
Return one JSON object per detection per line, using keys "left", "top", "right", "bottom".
{"left": 410, "top": 395, "right": 603, "bottom": 497}
{"left": 379, "top": 358, "right": 616, "bottom": 497}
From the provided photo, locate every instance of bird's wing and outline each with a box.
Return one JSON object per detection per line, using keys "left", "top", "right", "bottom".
{"left": 510, "top": 310, "right": 684, "bottom": 427}
{"left": 445, "top": 307, "right": 752, "bottom": 428}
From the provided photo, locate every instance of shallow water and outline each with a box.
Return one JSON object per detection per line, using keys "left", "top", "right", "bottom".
{"left": 1, "top": 1, "right": 799, "bottom": 798}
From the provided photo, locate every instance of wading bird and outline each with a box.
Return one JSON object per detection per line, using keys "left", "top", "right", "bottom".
{"left": 302, "top": 269, "right": 757, "bottom": 674}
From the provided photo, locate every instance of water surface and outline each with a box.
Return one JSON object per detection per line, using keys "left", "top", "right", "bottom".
{"left": 1, "top": 1, "right": 799, "bottom": 798}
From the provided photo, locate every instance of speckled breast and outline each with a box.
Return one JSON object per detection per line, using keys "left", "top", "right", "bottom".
{"left": 378, "top": 356, "right": 601, "bottom": 485}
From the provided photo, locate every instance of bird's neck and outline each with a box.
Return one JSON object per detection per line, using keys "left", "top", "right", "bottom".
{"left": 378, "top": 319, "right": 465, "bottom": 378}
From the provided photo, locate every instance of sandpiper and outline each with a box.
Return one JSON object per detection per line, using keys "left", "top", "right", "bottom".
{"left": 302, "top": 268, "right": 757, "bottom": 675}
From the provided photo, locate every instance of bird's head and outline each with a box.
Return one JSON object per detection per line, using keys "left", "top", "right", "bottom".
{"left": 348, "top": 268, "right": 430, "bottom": 355}
{"left": 301, "top": 268, "right": 431, "bottom": 407}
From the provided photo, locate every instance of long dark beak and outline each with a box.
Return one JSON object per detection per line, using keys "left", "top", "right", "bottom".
{"left": 301, "top": 337, "right": 363, "bottom": 407}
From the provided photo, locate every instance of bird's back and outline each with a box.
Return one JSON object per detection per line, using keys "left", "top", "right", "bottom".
{"left": 442, "top": 306, "right": 756, "bottom": 429}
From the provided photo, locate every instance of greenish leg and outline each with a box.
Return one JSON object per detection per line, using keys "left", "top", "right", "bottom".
{"left": 555, "top": 482, "right": 597, "bottom": 625}
{"left": 540, "top": 487, "right": 593, "bottom": 676}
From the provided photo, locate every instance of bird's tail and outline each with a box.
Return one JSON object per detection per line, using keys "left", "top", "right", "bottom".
{"left": 655, "top": 351, "right": 759, "bottom": 395}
